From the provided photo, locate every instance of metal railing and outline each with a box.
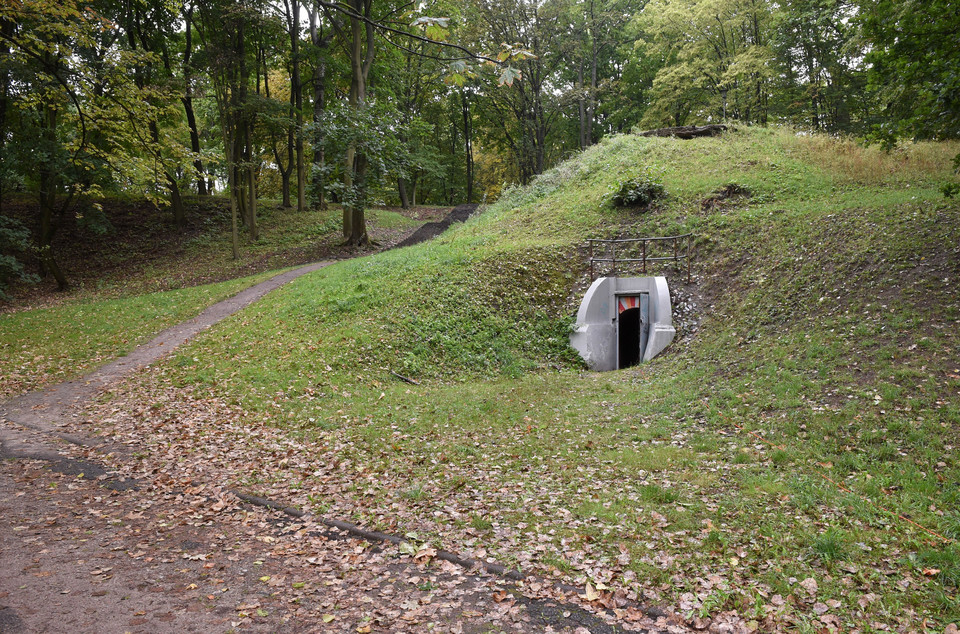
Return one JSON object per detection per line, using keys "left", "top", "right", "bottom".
{"left": 588, "top": 233, "right": 693, "bottom": 283}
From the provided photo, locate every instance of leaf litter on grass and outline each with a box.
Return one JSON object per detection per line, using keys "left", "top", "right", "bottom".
{"left": 61, "top": 372, "right": 695, "bottom": 632}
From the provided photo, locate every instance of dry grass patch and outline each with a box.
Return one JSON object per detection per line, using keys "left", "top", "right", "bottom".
{"left": 789, "top": 133, "right": 960, "bottom": 184}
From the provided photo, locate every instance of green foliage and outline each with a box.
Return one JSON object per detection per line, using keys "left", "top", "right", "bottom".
{"left": 0, "top": 0, "right": 186, "bottom": 201}
{"left": 313, "top": 100, "right": 417, "bottom": 211}
{"left": 812, "top": 529, "right": 850, "bottom": 562}
{"left": 609, "top": 172, "right": 666, "bottom": 208}
{"left": 860, "top": 0, "right": 960, "bottom": 143}
{"left": 637, "top": 0, "right": 774, "bottom": 127}
{"left": 0, "top": 216, "right": 38, "bottom": 300}
{"left": 769, "top": 0, "right": 870, "bottom": 133}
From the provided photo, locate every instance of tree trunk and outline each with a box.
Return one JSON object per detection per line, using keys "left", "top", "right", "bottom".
{"left": 462, "top": 90, "right": 473, "bottom": 203}
{"left": 222, "top": 93, "right": 240, "bottom": 260}
{"left": 235, "top": 162, "right": 248, "bottom": 227}
{"left": 277, "top": 126, "right": 294, "bottom": 208}
{"left": 165, "top": 173, "right": 186, "bottom": 229}
{"left": 229, "top": 164, "right": 240, "bottom": 259}
{"left": 578, "top": 63, "right": 587, "bottom": 150}
{"left": 341, "top": 0, "right": 373, "bottom": 246}
{"left": 37, "top": 103, "right": 69, "bottom": 291}
{"left": 248, "top": 160, "right": 258, "bottom": 241}
{"left": 345, "top": 144, "right": 368, "bottom": 245}
{"left": 586, "top": 37, "right": 597, "bottom": 146}
{"left": 398, "top": 179, "right": 409, "bottom": 208}
{"left": 288, "top": 0, "right": 306, "bottom": 212}
{"left": 182, "top": 6, "right": 207, "bottom": 195}
{"left": 236, "top": 19, "right": 257, "bottom": 242}
{"left": 183, "top": 94, "right": 207, "bottom": 196}
{"left": 309, "top": 1, "right": 329, "bottom": 210}
{"left": 280, "top": 163, "right": 292, "bottom": 208}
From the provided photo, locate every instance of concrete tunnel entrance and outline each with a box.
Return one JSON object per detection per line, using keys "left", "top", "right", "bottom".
{"left": 570, "top": 277, "right": 675, "bottom": 372}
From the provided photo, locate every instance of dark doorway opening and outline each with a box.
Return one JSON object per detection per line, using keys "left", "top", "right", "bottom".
{"left": 618, "top": 307, "right": 641, "bottom": 369}
{"left": 617, "top": 293, "right": 650, "bottom": 369}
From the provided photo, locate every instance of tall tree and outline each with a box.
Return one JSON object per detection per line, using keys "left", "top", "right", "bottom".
{"left": 338, "top": 0, "right": 375, "bottom": 245}
{"left": 283, "top": 0, "right": 307, "bottom": 211}
{"left": 466, "top": 0, "right": 567, "bottom": 184}
{"left": 120, "top": 0, "right": 193, "bottom": 229}
{"left": 566, "top": 0, "right": 644, "bottom": 148}
{"left": 638, "top": 0, "right": 774, "bottom": 127}
{"left": 0, "top": 0, "right": 167, "bottom": 288}
{"left": 858, "top": 0, "right": 960, "bottom": 144}
{"left": 771, "top": 0, "right": 869, "bottom": 133}
{"left": 196, "top": 0, "right": 266, "bottom": 256}
{"left": 182, "top": 2, "right": 209, "bottom": 196}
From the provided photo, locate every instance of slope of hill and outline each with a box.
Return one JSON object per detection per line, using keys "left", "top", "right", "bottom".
{"left": 85, "top": 127, "right": 960, "bottom": 629}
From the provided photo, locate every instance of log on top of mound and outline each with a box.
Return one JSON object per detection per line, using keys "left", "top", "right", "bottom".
{"left": 638, "top": 124, "right": 728, "bottom": 139}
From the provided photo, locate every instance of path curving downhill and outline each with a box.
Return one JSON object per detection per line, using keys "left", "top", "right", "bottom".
{"left": 0, "top": 203, "right": 480, "bottom": 461}
{"left": 0, "top": 260, "right": 333, "bottom": 462}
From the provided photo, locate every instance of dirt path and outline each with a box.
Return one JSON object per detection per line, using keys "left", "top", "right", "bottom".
{"left": 0, "top": 207, "right": 687, "bottom": 633}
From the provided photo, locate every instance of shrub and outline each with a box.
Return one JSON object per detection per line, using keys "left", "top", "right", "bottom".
{"left": 611, "top": 173, "right": 666, "bottom": 209}
{"left": 0, "top": 216, "right": 37, "bottom": 300}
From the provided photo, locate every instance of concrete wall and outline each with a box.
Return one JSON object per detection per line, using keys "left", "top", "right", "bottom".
{"left": 569, "top": 276, "right": 675, "bottom": 371}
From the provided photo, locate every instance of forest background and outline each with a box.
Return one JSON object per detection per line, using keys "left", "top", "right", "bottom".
{"left": 0, "top": 0, "right": 957, "bottom": 295}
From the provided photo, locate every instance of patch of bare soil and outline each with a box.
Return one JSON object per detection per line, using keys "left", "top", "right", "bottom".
{"left": 393, "top": 204, "right": 479, "bottom": 248}
{"left": 700, "top": 184, "right": 752, "bottom": 212}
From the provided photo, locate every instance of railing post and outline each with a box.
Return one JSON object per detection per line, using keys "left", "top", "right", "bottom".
{"left": 589, "top": 240, "right": 594, "bottom": 280}
{"left": 686, "top": 235, "right": 692, "bottom": 284}
{"left": 641, "top": 240, "right": 646, "bottom": 274}
{"left": 674, "top": 237, "right": 679, "bottom": 275}
{"left": 611, "top": 242, "right": 616, "bottom": 277}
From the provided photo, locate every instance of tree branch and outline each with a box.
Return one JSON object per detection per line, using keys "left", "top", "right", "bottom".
{"left": 317, "top": 0, "right": 499, "bottom": 64}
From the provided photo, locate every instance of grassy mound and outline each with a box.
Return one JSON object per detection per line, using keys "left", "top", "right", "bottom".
{"left": 99, "top": 128, "right": 959, "bottom": 628}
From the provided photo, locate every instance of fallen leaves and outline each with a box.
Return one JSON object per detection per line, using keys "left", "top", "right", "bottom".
{"left": 52, "top": 345, "right": 960, "bottom": 634}
{"left": 798, "top": 577, "right": 818, "bottom": 597}
{"left": 581, "top": 581, "right": 600, "bottom": 602}
{"left": 414, "top": 546, "right": 437, "bottom": 564}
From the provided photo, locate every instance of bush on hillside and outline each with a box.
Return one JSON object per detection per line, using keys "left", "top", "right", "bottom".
{"left": 610, "top": 172, "right": 666, "bottom": 209}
